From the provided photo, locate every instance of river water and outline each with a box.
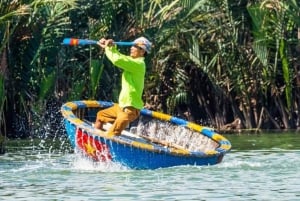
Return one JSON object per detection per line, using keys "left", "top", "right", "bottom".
{"left": 1, "top": 132, "right": 300, "bottom": 201}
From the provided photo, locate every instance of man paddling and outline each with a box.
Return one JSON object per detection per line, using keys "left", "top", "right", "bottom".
{"left": 94, "top": 37, "right": 151, "bottom": 136}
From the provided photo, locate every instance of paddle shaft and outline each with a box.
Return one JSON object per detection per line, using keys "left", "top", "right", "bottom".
{"left": 62, "top": 38, "right": 135, "bottom": 46}
{"left": 138, "top": 134, "right": 186, "bottom": 150}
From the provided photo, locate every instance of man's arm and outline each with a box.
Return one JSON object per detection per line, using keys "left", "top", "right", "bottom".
{"left": 98, "top": 38, "right": 145, "bottom": 73}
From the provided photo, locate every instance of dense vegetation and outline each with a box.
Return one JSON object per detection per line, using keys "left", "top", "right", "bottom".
{"left": 0, "top": 0, "right": 299, "bottom": 141}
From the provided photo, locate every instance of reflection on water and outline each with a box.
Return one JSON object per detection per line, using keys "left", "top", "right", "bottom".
{"left": 225, "top": 131, "right": 300, "bottom": 150}
{"left": 1, "top": 132, "right": 300, "bottom": 200}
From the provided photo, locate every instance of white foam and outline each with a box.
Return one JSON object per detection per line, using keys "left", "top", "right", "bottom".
{"left": 71, "top": 154, "right": 130, "bottom": 172}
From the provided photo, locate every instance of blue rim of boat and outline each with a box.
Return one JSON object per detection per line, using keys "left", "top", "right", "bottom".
{"left": 61, "top": 100, "right": 232, "bottom": 158}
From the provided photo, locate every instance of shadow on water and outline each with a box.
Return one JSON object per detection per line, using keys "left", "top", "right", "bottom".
{"left": 224, "top": 130, "right": 300, "bottom": 151}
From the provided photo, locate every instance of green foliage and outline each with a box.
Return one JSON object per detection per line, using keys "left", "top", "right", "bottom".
{"left": 68, "top": 79, "right": 86, "bottom": 101}
{"left": 0, "top": 1, "right": 30, "bottom": 53}
{"left": 90, "top": 59, "right": 104, "bottom": 99}
{"left": 279, "top": 39, "right": 291, "bottom": 110}
{"left": 146, "top": 0, "right": 299, "bottom": 128}
{"left": 0, "top": 0, "right": 300, "bottom": 137}
{"left": 247, "top": 0, "right": 298, "bottom": 124}
{"left": 38, "top": 70, "right": 56, "bottom": 101}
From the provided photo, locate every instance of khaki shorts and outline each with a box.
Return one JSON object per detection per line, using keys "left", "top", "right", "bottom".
{"left": 96, "top": 104, "right": 140, "bottom": 135}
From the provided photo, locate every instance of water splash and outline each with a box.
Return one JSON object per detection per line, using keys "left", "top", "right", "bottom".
{"left": 134, "top": 118, "right": 218, "bottom": 152}
{"left": 70, "top": 153, "right": 130, "bottom": 172}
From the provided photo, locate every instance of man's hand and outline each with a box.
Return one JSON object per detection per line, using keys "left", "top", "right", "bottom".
{"left": 98, "top": 38, "right": 114, "bottom": 48}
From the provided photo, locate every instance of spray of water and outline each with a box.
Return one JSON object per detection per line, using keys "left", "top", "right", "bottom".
{"left": 134, "top": 118, "right": 219, "bottom": 152}
{"left": 71, "top": 152, "right": 130, "bottom": 172}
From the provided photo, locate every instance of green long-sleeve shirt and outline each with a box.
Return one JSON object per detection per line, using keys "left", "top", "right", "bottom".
{"left": 105, "top": 46, "right": 146, "bottom": 109}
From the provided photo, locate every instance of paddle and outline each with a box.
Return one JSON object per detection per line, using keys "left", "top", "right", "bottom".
{"left": 137, "top": 134, "right": 186, "bottom": 150}
{"left": 62, "top": 38, "right": 135, "bottom": 46}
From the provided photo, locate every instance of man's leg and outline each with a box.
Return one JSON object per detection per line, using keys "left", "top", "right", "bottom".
{"left": 107, "top": 107, "right": 140, "bottom": 136}
{"left": 94, "top": 104, "right": 119, "bottom": 130}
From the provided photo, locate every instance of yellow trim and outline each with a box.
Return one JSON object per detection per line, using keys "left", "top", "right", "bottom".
{"left": 65, "top": 102, "right": 78, "bottom": 110}
{"left": 61, "top": 110, "right": 73, "bottom": 118}
{"left": 219, "top": 144, "right": 231, "bottom": 150}
{"left": 187, "top": 122, "right": 204, "bottom": 132}
{"left": 205, "top": 150, "right": 218, "bottom": 155}
{"left": 72, "top": 118, "right": 84, "bottom": 125}
{"left": 132, "top": 141, "right": 154, "bottom": 150}
{"left": 170, "top": 148, "right": 190, "bottom": 155}
{"left": 152, "top": 111, "right": 172, "bottom": 121}
{"left": 84, "top": 100, "right": 102, "bottom": 107}
{"left": 212, "top": 133, "right": 226, "bottom": 141}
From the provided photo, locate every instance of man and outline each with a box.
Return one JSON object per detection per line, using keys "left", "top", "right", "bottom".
{"left": 94, "top": 36, "right": 151, "bottom": 136}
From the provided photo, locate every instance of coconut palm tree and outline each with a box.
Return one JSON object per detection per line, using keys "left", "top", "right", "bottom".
{"left": 0, "top": 0, "right": 32, "bottom": 149}
{"left": 247, "top": 0, "right": 300, "bottom": 129}
{"left": 1, "top": 0, "right": 76, "bottom": 138}
{"left": 145, "top": 0, "right": 300, "bottom": 130}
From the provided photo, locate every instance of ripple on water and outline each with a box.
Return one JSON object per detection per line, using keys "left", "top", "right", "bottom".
{"left": 1, "top": 144, "right": 300, "bottom": 200}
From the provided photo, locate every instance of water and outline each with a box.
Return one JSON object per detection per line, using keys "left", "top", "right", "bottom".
{"left": 1, "top": 132, "right": 300, "bottom": 201}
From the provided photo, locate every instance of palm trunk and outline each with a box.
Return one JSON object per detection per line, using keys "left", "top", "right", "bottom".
{"left": 0, "top": 48, "right": 8, "bottom": 154}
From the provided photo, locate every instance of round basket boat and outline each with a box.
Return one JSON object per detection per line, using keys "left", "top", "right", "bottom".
{"left": 61, "top": 100, "right": 231, "bottom": 169}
